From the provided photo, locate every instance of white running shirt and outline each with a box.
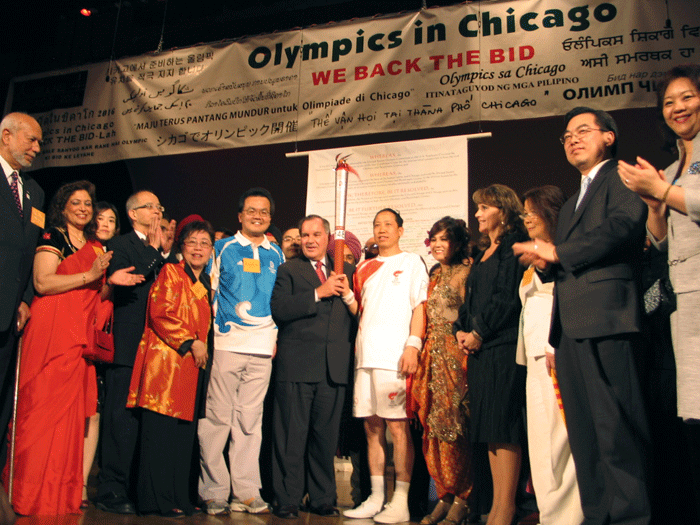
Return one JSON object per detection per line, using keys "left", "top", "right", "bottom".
{"left": 353, "top": 251, "right": 428, "bottom": 371}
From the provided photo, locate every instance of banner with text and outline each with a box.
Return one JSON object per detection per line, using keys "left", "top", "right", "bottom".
{"left": 306, "top": 135, "right": 469, "bottom": 267}
{"left": 6, "top": 0, "right": 699, "bottom": 169}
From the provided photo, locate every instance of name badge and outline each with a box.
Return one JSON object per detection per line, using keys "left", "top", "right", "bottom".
{"left": 191, "top": 281, "right": 208, "bottom": 300}
{"left": 243, "top": 258, "right": 261, "bottom": 273}
{"left": 31, "top": 208, "right": 45, "bottom": 229}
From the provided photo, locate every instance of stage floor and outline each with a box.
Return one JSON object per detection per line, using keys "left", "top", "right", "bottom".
{"left": 12, "top": 460, "right": 499, "bottom": 525}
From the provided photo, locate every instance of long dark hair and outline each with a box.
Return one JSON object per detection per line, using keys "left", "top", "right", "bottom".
{"left": 473, "top": 184, "right": 525, "bottom": 250}
{"left": 94, "top": 201, "right": 121, "bottom": 239}
{"left": 48, "top": 180, "right": 97, "bottom": 238}
{"left": 428, "top": 216, "right": 473, "bottom": 266}
{"left": 656, "top": 64, "right": 700, "bottom": 152}
{"left": 521, "top": 186, "right": 566, "bottom": 241}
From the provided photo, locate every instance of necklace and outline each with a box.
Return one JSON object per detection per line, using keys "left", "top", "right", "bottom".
{"left": 67, "top": 229, "right": 86, "bottom": 251}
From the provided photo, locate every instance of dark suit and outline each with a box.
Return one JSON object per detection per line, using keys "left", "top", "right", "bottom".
{"left": 98, "top": 230, "right": 174, "bottom": 500}
{"left": 270, "top": 256, "right": 356, "bottom": 509}
{"left": 550, "top": 160, "right": 651, "bottom": 525}
{"left": 0, "top": 169, "right": 43, "bottom": 471}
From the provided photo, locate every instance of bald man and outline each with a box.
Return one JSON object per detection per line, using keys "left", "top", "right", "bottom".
{"left": 0, "top": 112, "right": 45, "bottom": 472}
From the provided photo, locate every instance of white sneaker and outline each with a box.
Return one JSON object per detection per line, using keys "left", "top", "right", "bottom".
{"left": 202, "top": 499, "right": 229, "bottom": 515}
{"left": 373, "top": 501, "right": 410, "bottom": 523}
{"left": 230, "top": 496, "right": 270, "bottom": 514}
{"left": 228, "top": 498, "right": 245, "bottom": 512}
{"left": 343, "top": 498, "right": 384, "bottom": 519}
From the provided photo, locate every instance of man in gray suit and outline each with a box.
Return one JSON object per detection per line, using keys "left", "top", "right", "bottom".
{"left": 0, "top": 112, "right": 44, "bottom": 473}
{"left": 514, "top": 107, "right": 651, "bottom": 525}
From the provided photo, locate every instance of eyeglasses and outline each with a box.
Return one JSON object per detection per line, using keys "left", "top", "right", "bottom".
{"left": 519, "top": 212, "right": 539, "bottom": 221}
{"left": 283, "top": 236, "right": 301, "bottom": 243}
{"left": 133, "top": 203, "right": 165, "bottom": 213}
{"left": 363, "top": 243, "right": 378, "bottom": 254}
{"left": 183, "top": 240, "right": 212, "bottom": 248}
{"left": 242, "top": 208, "right": 271, "bottom": 217}
{"left": 559, "top": 126, "right": 606, "bottom": 145}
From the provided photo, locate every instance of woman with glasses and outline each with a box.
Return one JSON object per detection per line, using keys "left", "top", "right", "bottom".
{"left": 516, "top": 186, "right": 583, "bottom": 525}
{"left": 453, "top": 184, "right": 527, "bottom": 525}
{"left": 127, "top": 219, "right": 214, "bottom": 516}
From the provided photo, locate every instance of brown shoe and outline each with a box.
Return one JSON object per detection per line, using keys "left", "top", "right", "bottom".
{"left": 438, "top": 497, "right": 470, "bottom": 525}
{"left": 421, "top": 498, "right": 453, "bottom": 525}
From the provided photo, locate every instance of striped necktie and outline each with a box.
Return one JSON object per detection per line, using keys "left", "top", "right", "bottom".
{"left": 9, "top": 171, "right": 23, "bottom": 218}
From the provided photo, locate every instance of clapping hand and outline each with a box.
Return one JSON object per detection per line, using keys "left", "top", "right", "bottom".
{"left": 108, "top": 266, "right": 146, "bottom": 287}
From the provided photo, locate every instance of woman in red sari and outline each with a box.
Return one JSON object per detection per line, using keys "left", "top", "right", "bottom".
{"left": 5, "top": 181, "right": 140, "bottom": 515}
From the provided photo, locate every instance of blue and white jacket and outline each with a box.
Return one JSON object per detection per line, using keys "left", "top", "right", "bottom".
{"left": 209, "top": 231, "right": 284, "bottom": 356}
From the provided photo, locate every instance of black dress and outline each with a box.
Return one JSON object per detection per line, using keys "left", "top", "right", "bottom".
{"left": 453, "top": 230, "right": 527, "bottom": 444}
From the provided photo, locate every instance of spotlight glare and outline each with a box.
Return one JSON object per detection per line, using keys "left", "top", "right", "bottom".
{"left": 80, "top": 8, "right": 92, "bottom": 17}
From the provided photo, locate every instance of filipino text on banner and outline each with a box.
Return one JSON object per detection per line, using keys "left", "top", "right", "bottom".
{"left": 5, "top": 0, "right": 699, "bottom": 169}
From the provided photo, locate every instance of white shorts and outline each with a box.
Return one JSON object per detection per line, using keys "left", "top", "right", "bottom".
{"left": 353, "top": 368, "right": 408, "bottom": 419}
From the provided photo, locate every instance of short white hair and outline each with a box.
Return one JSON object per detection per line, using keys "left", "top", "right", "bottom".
{"left": 0, "top": 112, "right": 33, "bottom": 135}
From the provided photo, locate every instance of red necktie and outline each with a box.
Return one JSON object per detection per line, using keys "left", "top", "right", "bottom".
{"left": 315, "top": 260, "right": 326, "bottom": 283}
{"left": 9, "top": 171, "right": 23, "bottom": 218}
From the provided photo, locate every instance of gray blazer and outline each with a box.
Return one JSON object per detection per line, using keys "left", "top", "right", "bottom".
{"left": 650, "top": 133, "right": 700, "bottom": 294}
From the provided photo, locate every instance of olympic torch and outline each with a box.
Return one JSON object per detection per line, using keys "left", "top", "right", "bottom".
{"left": 334, "top": 153, "right": 359, "bottom": 275}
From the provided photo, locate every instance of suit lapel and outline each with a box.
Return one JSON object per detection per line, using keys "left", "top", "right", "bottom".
{"left": 563, "top": 160, "right": 615, "bottom": 239}
{"left": 128, "top": 230, "right": 148, "bottom": 256}
{"left": 299, "top": 256, "right": 321, "bottom": 287}
{"left": 557, "top": 197, "right": 576, "bottom": 243}
{"left": 300, "top": 255, "right": 333, "bottom": 287}
{"left": 21, "top": 176, "right": 35, "bottom": 227}
{"left": 0, "top": 171, "right": 22, "bottom": 222}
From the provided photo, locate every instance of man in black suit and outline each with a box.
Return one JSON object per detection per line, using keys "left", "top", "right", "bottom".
{"left": 514, "top": 107, "right": 651, "bottom": 525}
{"left": 0, "top": 112, "right": 44, "bottom": 473}
{"left": 96, "top": 190, "right": 174, "bottom": 514}
{"left": 270, "top": 215, "right": 356, "bottom": 519}
{"left": 280, "top": 227, "right": 301, "bottom": 260}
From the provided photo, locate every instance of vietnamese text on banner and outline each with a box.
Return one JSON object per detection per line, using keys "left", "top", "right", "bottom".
{"left": 5, "top": 0, "right": 699, "bottom": 169}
